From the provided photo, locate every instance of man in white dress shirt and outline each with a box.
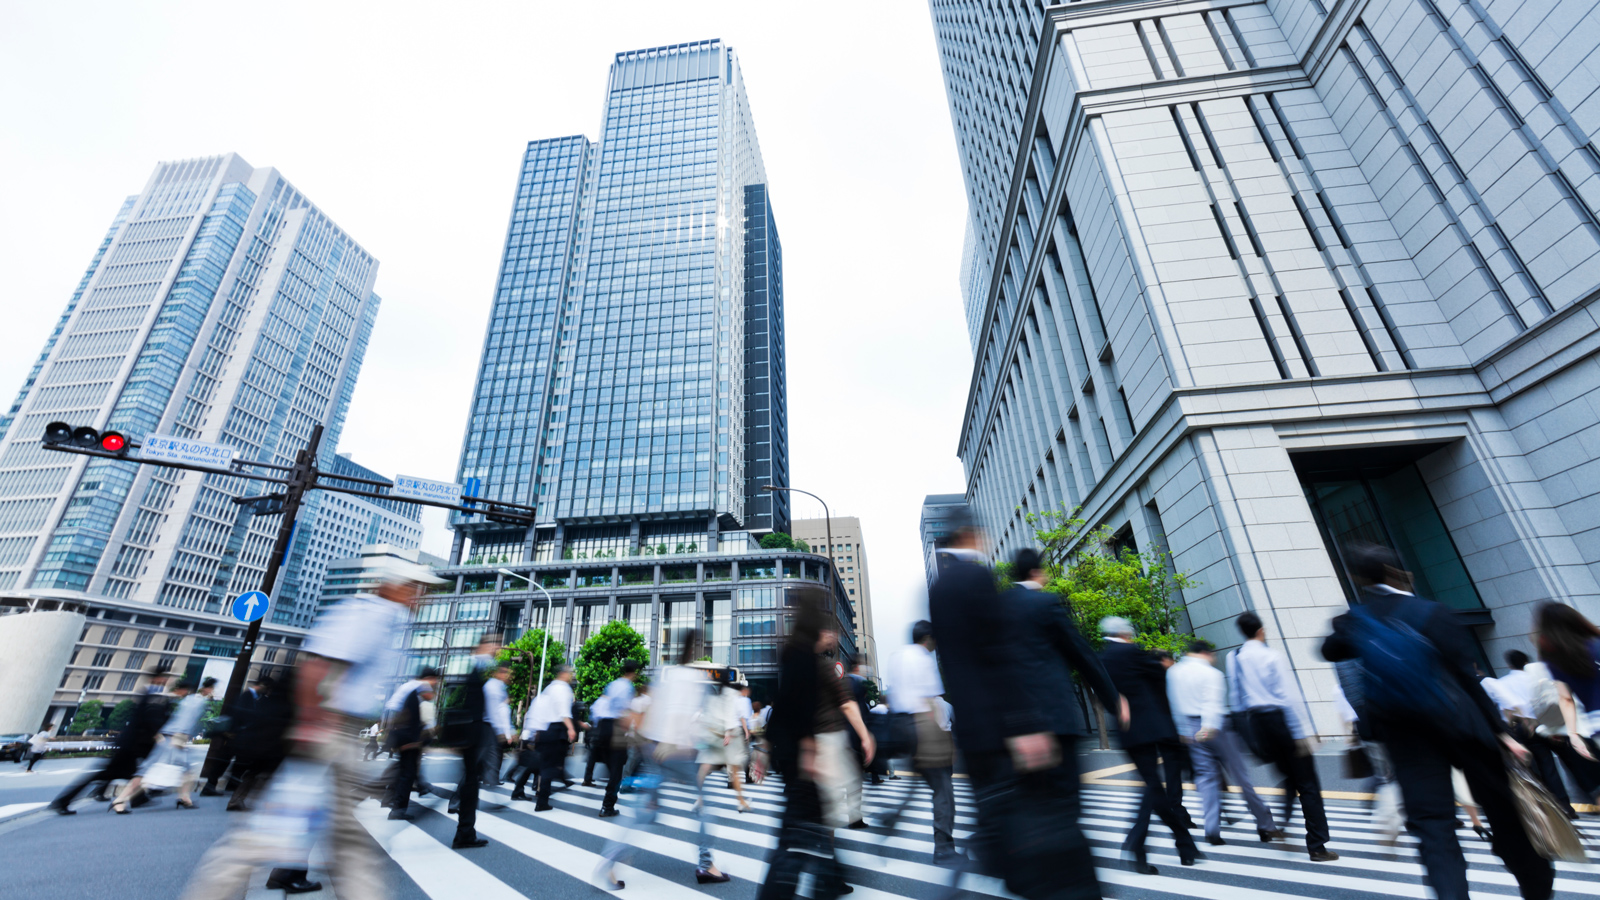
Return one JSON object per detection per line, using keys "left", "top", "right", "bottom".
{"left": 522, "top": 664, "right": 576, "bottom": 811}
{"left": 880, "top": 620, "right": 958, "bottom": 860}
{"left": 1229, "top": 611, "right": 1336, "bottom": 861}
{"left": 591, "top": 660, "right": 640, "bottom": 817}
{"left": 1167, "top": 639, "right": 1281, "bottom": 845}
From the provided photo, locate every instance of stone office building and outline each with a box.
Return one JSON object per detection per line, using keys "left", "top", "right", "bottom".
{"left": 932, "top": 0, "right": 1600, "bottom": 732}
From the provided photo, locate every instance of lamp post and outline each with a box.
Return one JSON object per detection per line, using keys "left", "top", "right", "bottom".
{"left": 764, "top": 484, "right": 860, "bottom": 664}
{"left": 498, "top": 568, "right": 557, "bottom": 702}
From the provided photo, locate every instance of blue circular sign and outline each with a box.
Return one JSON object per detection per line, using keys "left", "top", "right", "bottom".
{"left": 231, "top": 591, "right": 270, "bottom": 623}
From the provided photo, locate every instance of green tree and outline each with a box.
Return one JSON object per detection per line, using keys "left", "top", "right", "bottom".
{"left": 68, "top": 700, "right": 105, "bottom": 735}
{"left": 760, "top": 532, "right": 796, "bottom": 551}
{"left": 105, "top": 699, "right": 138, "bottom": 733}
{"left": 793, "top": 538, "right": 811, "bottom": 553}
{"left": 575, "top": 620, "right": 651, "bottom": 704}
{"left": 497, "top": 628, "right": 569, "bottom": 715}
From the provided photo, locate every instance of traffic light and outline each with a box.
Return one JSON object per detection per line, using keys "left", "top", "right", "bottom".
{"left": 41, "top": 422, "right": 129, "bottom": 456}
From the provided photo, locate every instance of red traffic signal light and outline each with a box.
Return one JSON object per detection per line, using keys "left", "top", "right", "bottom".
{"left": 99, "top": 431, "right": 127, "bottom": 454}
{"left": 43, "top": 422, "right": 73, "bottom": 445}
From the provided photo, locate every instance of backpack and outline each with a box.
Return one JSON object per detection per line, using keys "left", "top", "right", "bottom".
{"left": 1344, "top": 603, "right": 1457, "bottom": 727}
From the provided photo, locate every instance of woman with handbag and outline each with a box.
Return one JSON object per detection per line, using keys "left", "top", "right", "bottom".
{"left": 112, "top": 677, "right": 215, "bottom": 813}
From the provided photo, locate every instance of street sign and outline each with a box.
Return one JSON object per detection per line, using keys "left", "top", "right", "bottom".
{"left": 143, "top": 435, "right": 238, "bottom": 468}
{"left": 231, "top": 590, "right": 269, "bottom": 623}
{"left": 461, "top": 476, "right": 482, "bottom": 521}
{"left": 392, "top": 474, "right": 462, "bottom": 505}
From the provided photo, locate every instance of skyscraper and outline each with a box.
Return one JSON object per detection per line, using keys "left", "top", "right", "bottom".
{"left": 451, "top": 39, "right": 788, "bottom": 564}
{"left": 0, "top": 154, "right": 381, "bottom": 628}
{"left": 933, "top": 0, "right": 1600, "bottom": 732}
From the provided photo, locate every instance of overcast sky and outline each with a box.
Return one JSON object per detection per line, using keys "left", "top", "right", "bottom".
{"left": 0, "top": 1, "right": 972, "bottom": 666}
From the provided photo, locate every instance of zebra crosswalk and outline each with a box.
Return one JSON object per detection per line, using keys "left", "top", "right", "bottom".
{"left": 351, "top": 770, "right": 1600, "bottom": 899}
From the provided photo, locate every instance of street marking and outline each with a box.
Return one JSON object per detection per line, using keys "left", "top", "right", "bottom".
{"left": 0, "top": 801, "right": 48, "bottom": 819}
{"left": 353, "top": 803, "right": 528, "bottom": 900}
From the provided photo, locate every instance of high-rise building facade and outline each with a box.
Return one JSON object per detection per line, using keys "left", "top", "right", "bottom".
{"left": 791, "top": 516, "right": 875, "bottom": 664}
{"left": 920, "top": 492, "right": 969, "bottom": 587}
{"left": 451, "top": 39, "right": 789, "bottom": 565}
{"left": 0, "top": 154, "right": 381, "bottom": 629}
{"left": 934, "top": 0, "right": 1600, "bottom": 732}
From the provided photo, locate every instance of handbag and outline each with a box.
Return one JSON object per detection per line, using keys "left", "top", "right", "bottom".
{"left": 1344, "top": 742, "right": 1374, "bottom": 780}
{"left": 1506, "top": 753, "right": 1587, "bottom": 862}
{"left": 1227, "top": 650, "right": 1265, "bottom": 760}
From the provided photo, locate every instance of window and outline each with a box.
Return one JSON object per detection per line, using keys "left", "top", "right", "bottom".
{"left": 661, "top": 565, "right": 696, "bottom": 584}
{"left": 737, "top": 615, "right": 778, "bottom": 637}
{"left": 450, "top": 626, "right": 487, "bottom": 648}
{"left": 737, "top": 644, "right": 777, "bottom": 666}
{"left": 262, "top": 648, "right": 277, "bottom": 663}
{"left": 740, "top": 560, "right": 776, "bottom": 580}
{"left": 411, "top": 628, "right": 447, "bottom": 650}
{"left": 91, "top": 650, "right": 114, "bottom": 667}
{"left": 116, "top": 673, "right": 138, "bottom": 691}
{"left": 193, "top": 639, "right": 241, "bottom": 658}
{"left": 619, "top": 566, "right": 652, "bottom": 585}
{"left": 100, "top": 626, "right": 125, "bottom": 645}
{"left": 125, "top": 651, "right": 146, "bottom": 670}
{"left": 705, "top": 564, "right": 731, "bottom": 581}
{"left": 60, "top": 671, "right": 71, "bottom": 688}
{"left": 457, "top": 600, "right": 494, "bottom": 620}
{"left": 164, "top": 635, "right": 184, "bottom": 651}
{"left": 446, "top": 655, "right": 474, "bottom": 675}
{"left": 83, "top": 673, "right": 105, "bottom": 690}
{"left": 132, "top": 631, "right": 154, "bottom": 649}
{"left": 737, "top": 588, "right": 777, "bottom": 609}
{"left": 539, "top": 571, "right": 569, "bottom": 589}
{"left": 283, "top": 650, "right": 297, "bottom": 666}
{"left": 416, "top": 603, "right": 450, "bottom": 623}
{"left": 159, "top": 654, "right": 176, "bottom": 669}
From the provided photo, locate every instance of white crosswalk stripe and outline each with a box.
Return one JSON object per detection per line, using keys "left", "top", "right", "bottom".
{"left": 353, "top": 771, "right": 1600, "bottom": 899}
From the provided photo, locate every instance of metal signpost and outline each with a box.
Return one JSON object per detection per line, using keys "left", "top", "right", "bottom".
{"left": 39, "top": 420, "right": 538, "bottom": 780}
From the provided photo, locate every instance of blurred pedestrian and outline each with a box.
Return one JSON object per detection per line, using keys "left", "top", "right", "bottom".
{"left": 177, "top": 559, "right": 441, "bottom": 899}
{"left": 524, "top": 664, "right": 576, "bottom": 812}
{"left": 1489, "top": 651, "right": 1578, "bottom": 817}
{"left": 698, "top": 676, "right": 752, "bottom": 812}
{"left": 591, "top": 659, "right": 640, "bottom": 817}
{"left": 227, "top": 673, "right": 291, "bottom": 812}
{"left": 1167, "top": 638, "right": 1282, "bottom": 845}
{"left": 1100, "top": 617, "right": 1199, "bottom": 873}
{"left": 27, "top": 727, "right": 51, "bottom": 772}
{"left": 1232, "top": 610, "right": 1338, "bottom": 862}
{"left": 383, "top": 667, "right": 439, "bottom": 820}
{"left": 595, "top": 631, "right": 729, "bottom": 890}
{"left": 201, "top": 674, "right": 262, "bottom": 796}
{"left": 112, "top": 676, "right": 214, "bottom": 812}
{"left": 50, "top": 665, "right": 172, "bottom": 813}
{"left": 878, "top": 619, "right": 958, "bottom": 862}
{"left": 755, "top": 588, "right": 872, "bottom": 900}
{"left": 446, "top": 631, "right": 503, "bottom": 847}
{"left": 1324, "top": 544, "right": 1550, "bottom": 900}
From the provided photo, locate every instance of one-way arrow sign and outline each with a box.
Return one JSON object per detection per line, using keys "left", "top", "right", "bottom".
{"left": 231, "top": 590, "right": 269, "bottom": 623}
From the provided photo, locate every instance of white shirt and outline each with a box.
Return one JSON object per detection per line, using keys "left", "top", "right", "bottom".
{"left": 1229, "top": 639, "right": 1312, "bottom": 739}
{"left": 30, "top": 732, "right": 50, "bottom": 753}
{"left": 889, "top": 643, "right": 944, "bottom": 714}
{"left": 643, "top": 665, "right": 710, "bottom": 748}
{"left": 1167, "top": 655, "right": 1226, "bottom": 732}
{"left": 1496, "top": 668, "right": 1535, "bottom": 718}
{"left": 386, "top": 679, "right": 429, "bottom": 713}
{"left": 484, "top": 676, "right": 513, "bottom": 738}
{"left": 165, "top": 692, "right": 210, "bottom": 737}
{"left": 1331, "top": 677, "right": 1358, "bottom": 725}
{"left": 736, "top": 694, "right": 756, "bottom": 732}
{"left": 305, "top": 593, "right": 410, "bottom": 718}
{"left": 592, "top": 677, "right": 636, "bottom": 721}
{"left": 522, "top": 679, "right": 574, "bottom": 739}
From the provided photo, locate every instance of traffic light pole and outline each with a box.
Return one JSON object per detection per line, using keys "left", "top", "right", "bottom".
{"left": 199, "top": 424, "right": 322, "bottom": 782}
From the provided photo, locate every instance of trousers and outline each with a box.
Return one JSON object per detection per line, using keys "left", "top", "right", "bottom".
{"left": 178, "top": 730, "right": 384, "bottom": 900}
{"left": 1385, "top": 728, "right": 1552, "bottom": 900}
{"left": 599, "top": 748, "right": 715, "bottom": 875}
{"left": 534, "top": 737, "right": 570, "bottom": 806}
{"left": 452, "top": 723, "right": 493, "bottom": 841}
{"left": 1180, "top": 716, "right": 1275, "bottom": 836}
{"left": 1124, "top": 742, "right": 1198, "bottom": 861}
{"left": 390, "top": 747, "right": 420, "bottom": 814}
{"left": 966, "top": 743, "right": 1100, "bottom": 899}
{"left": 593, "top": 719, "right": 627, "bottom": 811}
{"left": 814, "top": 730, "right": 861, "bottom": 828}
{"left": 757, "top": 776, "right": 847, "bottom": 900}
{"left": 1250, "top": 707, "right": 1330, "bottom": 852}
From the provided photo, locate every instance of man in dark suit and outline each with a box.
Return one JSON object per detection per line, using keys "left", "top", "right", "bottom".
{"left": 386, "top": 667, "right": 440, "bottom": 820}
{"left": 1323, "top": 544, "right": 1552, "bottom": 900}
{"left": 448, "top": 633, "right": 501, "bottom": 850}
{"left": 1099, "top": 617, "right": 1200, "bottom": 874}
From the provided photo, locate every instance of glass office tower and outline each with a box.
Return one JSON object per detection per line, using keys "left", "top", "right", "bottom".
{"left": 451, "top": 40, "right": 788, "bottom": 565}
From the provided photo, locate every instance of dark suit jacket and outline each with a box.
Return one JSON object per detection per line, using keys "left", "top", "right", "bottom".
{"left": 1005, "top": 585, "right": 1119, "bottom": 738}
{"left": 929, "top": 553, "right": 1034, "bottom": 756}
{"left": 390, "top": 684, "right": 426, "bottom": 747}
{"left": 1099, "top": 639, "right": 1177, "bottom": 748}
{"left": 1322, "top": 587, "right": 1501, "bottom": 747}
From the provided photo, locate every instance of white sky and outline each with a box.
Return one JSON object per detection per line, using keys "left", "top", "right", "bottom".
{"left": 0, "top": 1, "right": 972, "bottom": 666}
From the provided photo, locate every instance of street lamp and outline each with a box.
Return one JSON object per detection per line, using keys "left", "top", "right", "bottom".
{"left": 763, "top": 484, "right": 857, "bottom": 657}
{"left": 498, "top": 568, "right": 557, "bottom": 698}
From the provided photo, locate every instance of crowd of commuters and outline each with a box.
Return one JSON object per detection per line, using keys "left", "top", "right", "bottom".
{"left": 31, "top": 503, "right": 1600, "bottom": 900}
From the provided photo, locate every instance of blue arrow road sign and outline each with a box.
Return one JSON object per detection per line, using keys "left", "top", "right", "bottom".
{"left": 231, "top": 590, "right": 269, "bottom": 623}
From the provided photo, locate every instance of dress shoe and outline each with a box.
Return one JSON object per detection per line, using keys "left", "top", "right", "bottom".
{"left": 1129, "top": 861, "right": 1158, "bottom": 875}
{"left": 847, "top": 819, "right": 869, "bottom": 829}
{"left": 226, "top": 802, "right": 245, "bottom": 811}
{"left": 510, "top": 791, "right": 529, "bottom": 802}
{"left": 452, "top": 837, "right": 489, "bottom": 850}
{"left": 387, "top": 811, "right": 415, "bottom": 821}
{"left": 598, "top": 808, "right": 620, "bottom": 818}
{"left": 447, "top": 804, "right": 460, "bottom": 815}
{"left": 52, "top": 805, "right": 75, "bottom": 816}
{"left": 1180, "top": 849, "right": 1203, "bottom": 866}
{"left": 1309, "top": 850, "right": 1340, "bottom": 862}
{"left": 1206, "top": 834, "right": 1227, "bottom": 846}
{"left": 582, "top": 781, "right": 598, "bottom": 787}
{"left": 199, "top": 787, "right": 223, "bottom": 797}
{"left": 1259, "top": 828, "right": 1286, "bottom": 842}
{"left": 265, "top": 877, "right": 323, "bottom": 894}
{"left": 695, "top": 868, "right": 731, "bottom": 884}
{"left": 533, "top": 803, "right": 553, "bottom": 812}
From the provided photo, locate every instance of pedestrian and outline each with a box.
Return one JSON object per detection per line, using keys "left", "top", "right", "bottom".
{"left": 227, "top": 673, "right": 291, "bottom": 812}
{"left": 1536, "top": 602, "right": 1600, "bottom": 772}
{"left": 1324, "top": 544, "right": 1550, "bottom": 900}
{"left": 1487, "top": 651, "right": 1579, "bottom": 817}
{"left": 383, "top": 667, "right": 439, "bottom": 820}
{"left": 446, "top": 631, "right": 503, "bottom": 848}
{"left": 485, "top": 663, "right": 516, "bottom": 787}
{"left": 595, "top": 630, "right": 730, "bottom": 889}
{"left": 618, "top": 684, "right": 652, "bottom": 789}
{"left": 1231, "top": 610, "right": 1339, "bottom": 862}
{"left": 1166, "top": 638, "right": 1283, "bottom": 846}
{"left": 178, "top": 559, "right": 441, "bottom": 900}
{"left": 877, "top": 619, "right": 960, "bottom": 863}
{"left": 111, "top": 676, "right": 215, "bottom": 812}
{"left": 27, "top": 727, "right": 51, "bottom": 772}
{"left": 1099, "top": 616, "right": 1200, "bottom": 873}
{"left": 755, "top": 588, "right": 873, "bottom": 900}
{"left": 201, "top": 674, "right": 260, "bottom": 797}
{"left": 699, "top": 676, "right": 752, "bottom": 813}
{"left": 736, "top": 683, "right": 758, "bottom": 784}
{"left": 523, "top": 663, "right": 576, "bottom": 812}
{"left": 931, "top": 528, "right": 1122, "bottom": 900}
{"left": 50, "top": 665, "right": 172, "bottom": 813}
{"left": 590, "top": 659, "right": 641, "bottom": 817}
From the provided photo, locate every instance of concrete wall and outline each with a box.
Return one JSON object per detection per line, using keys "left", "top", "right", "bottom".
{"left": 0, "top": 610, "right": 84, "bottom": 733}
